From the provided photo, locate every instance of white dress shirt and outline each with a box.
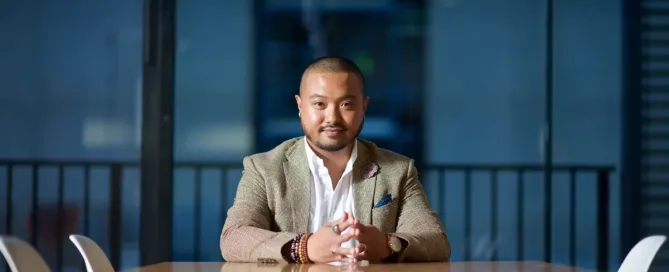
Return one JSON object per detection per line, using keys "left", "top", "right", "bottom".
{"left": 305, "top": 139, "right": 358, "bottom": 253}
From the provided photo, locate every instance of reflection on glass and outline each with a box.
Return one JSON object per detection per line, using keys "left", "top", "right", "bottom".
{"left": 173, "top": 0, "right": 253, "bottom": 262}
{"left": 0, "top": 0, "right": 143, "bottom": 271}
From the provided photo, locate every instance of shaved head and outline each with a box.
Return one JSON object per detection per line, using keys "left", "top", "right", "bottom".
{"left": 300, "top": 56, "right": 365, "bottom": 96}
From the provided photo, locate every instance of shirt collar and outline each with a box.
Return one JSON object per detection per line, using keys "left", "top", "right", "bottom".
{"left": 304, "top": 138, "right": 358, "bottom": 174}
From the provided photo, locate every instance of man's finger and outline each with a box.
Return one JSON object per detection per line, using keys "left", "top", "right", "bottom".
{"left": 350, "top": 250, "right": 366, "bottom": 261}
{"left": 338, "top": 231, "right": 357, "bottom": 243}
{"left": 349, "top": 218, "right": 360, "bottom": 228}
{"left": 331, "top": 247, "right": 357, "bottom": 256}
{"left": 334, "top": 217, "right": 360, "bottom": 233}
{"left": 326, "top": 212, "right": 350, "bottom": 227}
{"left": 333, "top": 254, "right": 358, "bottom": 263}
{"left": 356, "top": 223, "right": 375, "bottom": 233}
{"left": 357, "top": 243, "right": 367, "bottom": 254}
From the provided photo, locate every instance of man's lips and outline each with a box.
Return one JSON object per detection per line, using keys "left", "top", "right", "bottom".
{"left": 321, "top": 127, "right": 344, "bottom": 133}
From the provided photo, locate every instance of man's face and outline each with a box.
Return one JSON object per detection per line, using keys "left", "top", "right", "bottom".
{"left": 296, "top": 71, "right": 368, "bottom": 152}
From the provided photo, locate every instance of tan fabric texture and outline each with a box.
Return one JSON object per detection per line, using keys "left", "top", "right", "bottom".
{"left": 220, "top": 137, "right": 451, "bottom": 263}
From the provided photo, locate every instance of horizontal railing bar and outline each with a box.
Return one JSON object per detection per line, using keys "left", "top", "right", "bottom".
{"left": 173, "top": 163, "right": 243, "bottom": 168}
{"left": 0, "top": 159, "right": 616, "bottom": 172}
{"left": 0, "top": 159, "right": 241, "bottom": 168}
{"left": 0, "top": 159, "right": 140, "bottom": 166}
{"left": 424, "top": 164, "right": 615, "bottom": 171}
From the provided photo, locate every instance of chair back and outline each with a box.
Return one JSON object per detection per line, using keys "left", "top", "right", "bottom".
{"left": 69, "top": 234, "right": 115, "bottom": 272}
{"left": 618, "top": 235, "right": 667, "bottom": 272}
{"left": 0, "top": 236, "right": 50, "bottom": 272}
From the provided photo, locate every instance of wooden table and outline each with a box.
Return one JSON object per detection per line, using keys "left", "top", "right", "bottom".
{"left": 123, "top": 262, "right": 596, "bottom": 272}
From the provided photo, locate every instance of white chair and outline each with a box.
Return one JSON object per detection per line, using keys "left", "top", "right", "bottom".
{"left": 618, "top": 235, "right": 667, "bottom": 272}
{"left": 0, "top": 236, "right": 50, "bottom": 272}
{"left": 69, "top": 234, "right": 115, "bottom": 272}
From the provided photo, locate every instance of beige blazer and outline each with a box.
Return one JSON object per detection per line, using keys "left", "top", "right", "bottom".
{"left": 220, "top": 137, "right": 451, "bottom": 263}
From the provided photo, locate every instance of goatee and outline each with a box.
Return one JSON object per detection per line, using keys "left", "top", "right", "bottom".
{"left": 302, "top": 119, "right": 365, "bottom": 152}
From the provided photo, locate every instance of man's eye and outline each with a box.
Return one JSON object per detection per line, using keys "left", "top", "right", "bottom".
{"left": 314, "top": 102, "right": 325, "bottom": 107}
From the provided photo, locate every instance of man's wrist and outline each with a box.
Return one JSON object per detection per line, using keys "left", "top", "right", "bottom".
{"left": 281, "top": 239, "right": 293, "bottom": 261}
{"left": 381, "top": 234, "right": 399, "bottom": 262}
{"left": 382, "top": 235, "right": 393, "bottom": 259}
{"left": 382, "top": 234, "right": 405, "bottom": 262}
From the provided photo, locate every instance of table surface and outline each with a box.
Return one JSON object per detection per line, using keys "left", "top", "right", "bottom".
{"left": 122, "top": 262, "right": 596, "bottom": 272}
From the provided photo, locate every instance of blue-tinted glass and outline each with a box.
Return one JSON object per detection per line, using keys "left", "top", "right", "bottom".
{"left": 424, "top": 0, "right": 622, "bottom": 269}
{"left": 172, "top": 0, "right": 253, "bottom": 262}
{"left": 0, "top": 1, "right": 143, "bottom": 271}
{"left": 0, "top": 0, "right": 623, "bottom": 269}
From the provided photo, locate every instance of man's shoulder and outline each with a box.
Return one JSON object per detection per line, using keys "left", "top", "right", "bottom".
{"left": 244, "top": 137, "right": 302, "bottom": 166}
{"left": 357, "top": 138, "right": 415, "bottom": 183}
{"left": 357, "top": 138, "right": 413, "bottom": 168}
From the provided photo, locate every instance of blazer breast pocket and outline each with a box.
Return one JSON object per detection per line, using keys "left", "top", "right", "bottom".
{"left": 372, "top": 193, "right": 399, "bottom": 231}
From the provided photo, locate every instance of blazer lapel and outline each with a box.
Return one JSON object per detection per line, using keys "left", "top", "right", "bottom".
{"left": 353, "top": 140, "right": 379, "bottom": 225}
{"left": 284, "top": 137, "right": 311, "bottom": 233}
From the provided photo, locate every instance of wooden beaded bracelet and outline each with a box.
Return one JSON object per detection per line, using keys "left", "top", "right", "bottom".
{"left": 290, "top": 233, "right": 312, "bottom": 263}
{"left": 298, "top": 233, "right": 312, "bottom": 263}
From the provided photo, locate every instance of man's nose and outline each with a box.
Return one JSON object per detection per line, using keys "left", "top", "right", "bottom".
{"left": 324, "top": 106, "right": 342, "bottom": 123}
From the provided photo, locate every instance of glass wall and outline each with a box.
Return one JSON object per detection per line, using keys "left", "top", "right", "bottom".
{"left": 0, "top": 0, "right": 625, "bottom": 270}
{"left": 172, "top": 0, "right": 253, "bottom": 261}
{"left": 424, "top": 0, "right": 548, "bottom": 263}
{"left": 551, "top": 0, "right": 622, "bottom": 267}
{"left": 167, "top": 0, "right": 623, "bottom": 268}
{"left": 425, "top": 0, "right": 622, "bottom": 268}
{"left": 0, "top": 0, "right": 143, "bottom": 270}
{"left": 425, "top": 1, "right": 622, "bottom": 267}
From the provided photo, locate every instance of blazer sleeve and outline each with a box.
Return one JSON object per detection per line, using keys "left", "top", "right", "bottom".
{"left": 391, "top": 159, "right": 452, "bottom": 262}
{"left": 220, "top": 156, "right": 297, "bottom": 263}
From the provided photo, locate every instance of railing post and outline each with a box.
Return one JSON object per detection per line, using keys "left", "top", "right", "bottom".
{"left": 490, "top": 170, "right": 498, "bottom": 261}
{"left": 4, "top": 164, "right": 12, "bottom": 235}
{"left": 193, "top": 167, "right": 202, "bottom": 261}
{"left": 464, "top": 169, "right": 472, "bottom": 261}
{"left": 569, "top": 169, "right": 577, "bottom": 266}
{"left": 517, "top": 169, "right": 525, "bottom": 261}
{"left": 437, "top": 169, "right": 445, "bottom": 223}
{"left": 4, "top": 164, "right": 13, "bottom": 272}
{"left": 31, "top": 165, "right": 39, "bottom": 246}
{"left": 56, "top": 165, "right": 65, "bottom": 272}
{"left": 597, "top": 170, "right": 610, "bottom": 271}
{"left": 109, "top": 164, "right": 122, "bottom": 270}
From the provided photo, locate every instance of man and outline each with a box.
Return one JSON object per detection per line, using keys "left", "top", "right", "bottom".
{"left": 220, "top": 56, "right": 450, "bottom": 264}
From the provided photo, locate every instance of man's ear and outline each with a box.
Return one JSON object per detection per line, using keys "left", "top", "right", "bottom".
{"left": 363, "top": 96, "right": 370, "bottom": 112}
{"left": 295, "top": 94, "right": 302, "bottom": 112}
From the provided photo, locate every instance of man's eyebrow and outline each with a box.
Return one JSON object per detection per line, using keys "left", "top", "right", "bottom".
{"left": 339, "top": 94, "right": 357, "bottom": 100}
{"left": 308, "top": 94, "right": 358, "bottom": 100}
{"left": 309, "top": 94, "right": 326, "bottom": 99}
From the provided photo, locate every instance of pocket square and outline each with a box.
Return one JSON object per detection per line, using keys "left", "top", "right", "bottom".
{"left": 373, "top": 193, "right": 392, "bottom": 208}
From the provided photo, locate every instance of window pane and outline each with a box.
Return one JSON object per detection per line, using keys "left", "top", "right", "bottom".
{"left": 0, "top": 1, "right": 142, "bottom": 270}
{"left": 425, "top": 0, "right": 547, "bottom": 263}
{"left": 552, "top": 0, "right": 623, "bottom": 268}
{"left": 172, "top": 0, "right": 253, "bottom": 261}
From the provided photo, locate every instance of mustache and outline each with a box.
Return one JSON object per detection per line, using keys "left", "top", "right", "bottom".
{"left": 319, "top": 125, "right": 346, "bottom": 132}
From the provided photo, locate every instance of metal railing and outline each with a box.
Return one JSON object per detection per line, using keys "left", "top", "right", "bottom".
{"left": 0, "top": 159, "right": 614, "bottom": 271}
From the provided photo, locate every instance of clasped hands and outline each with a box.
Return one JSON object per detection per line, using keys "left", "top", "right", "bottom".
{"left": 307, "top": 212, "right": 391, "bottom": 264}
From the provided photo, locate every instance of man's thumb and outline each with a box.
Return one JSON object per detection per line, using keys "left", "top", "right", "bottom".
{"left": 337, "top": 212, "right": 350, "bottom": 222}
